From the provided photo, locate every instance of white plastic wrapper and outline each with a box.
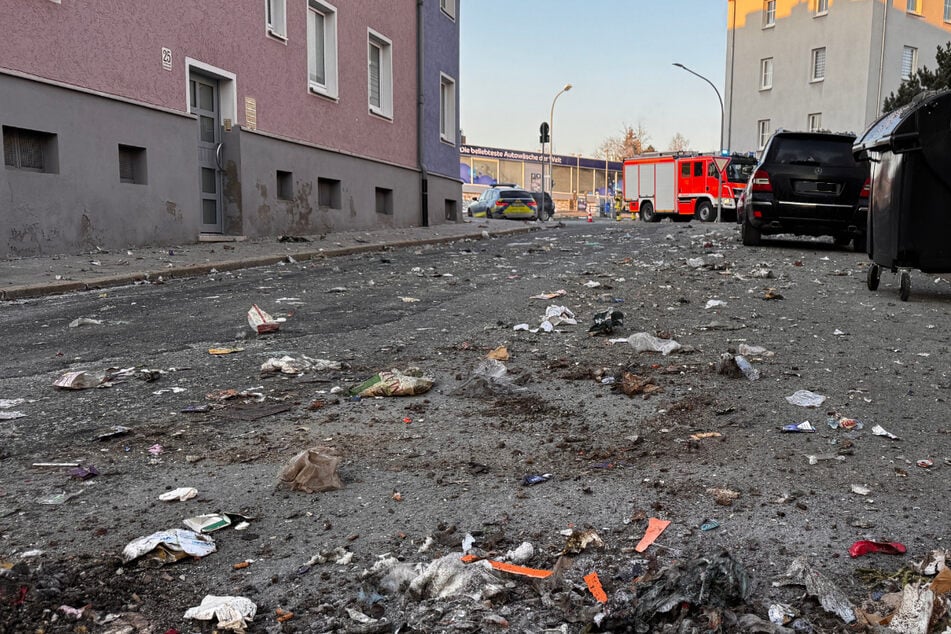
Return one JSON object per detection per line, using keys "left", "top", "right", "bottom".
{"left": 247, "top": 304, "right": 279, "bottom": 334}
{"left": 121, "top": 529, "right": 216, "bottom": 563}
{"left": 184, "top": 595, "right": 257, "bottom": 632}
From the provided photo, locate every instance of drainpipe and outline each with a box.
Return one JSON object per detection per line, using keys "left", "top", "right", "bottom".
{"left": 727, "top": 0, "right": 736, "bottom": 150}
{"left": 417, "top": 0, "right": 429, "bottom": 226}
{"left": 877, "top": 0, "right": 889, "bottom": 114}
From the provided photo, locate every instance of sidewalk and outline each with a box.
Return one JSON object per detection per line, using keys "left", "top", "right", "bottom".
{"left": 1, "top": 219, "right": 544, "bottom": 301}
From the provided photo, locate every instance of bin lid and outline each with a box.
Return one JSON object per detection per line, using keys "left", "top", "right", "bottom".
{"left": 854, "top": 90, "right": 951, "bottom": 156}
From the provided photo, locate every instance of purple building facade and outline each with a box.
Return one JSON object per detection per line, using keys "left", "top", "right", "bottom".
{"left": 0, "top": 0, "right": 461, "bottom": 256}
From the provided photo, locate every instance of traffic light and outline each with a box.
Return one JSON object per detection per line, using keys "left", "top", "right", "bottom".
{"left": 539, "top": 122, "right": 550, "bottom": 144}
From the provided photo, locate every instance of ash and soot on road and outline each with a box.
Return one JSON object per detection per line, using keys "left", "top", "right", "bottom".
{"left": 1, "top": 222, "right": 949, "bottom": 633}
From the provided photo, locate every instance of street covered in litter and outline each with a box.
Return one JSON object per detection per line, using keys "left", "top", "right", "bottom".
{"left": 1, "top": 222, "right": 949, "bottom": 632}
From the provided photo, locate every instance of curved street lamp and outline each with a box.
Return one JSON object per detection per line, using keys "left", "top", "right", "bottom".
{"left": 548, "top": 83, "right": 572, "bottom": 197}
{"left": 673, "top": 63, "right": 725, "bottom": 221}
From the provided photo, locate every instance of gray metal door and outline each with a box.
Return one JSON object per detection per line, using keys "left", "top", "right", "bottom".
{"left": 190, "top": 74, "right": 223, "bottom": 233}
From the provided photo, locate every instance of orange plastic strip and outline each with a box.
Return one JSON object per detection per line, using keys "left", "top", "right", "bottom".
{"left": 460, "top": 554, "right": 553, "bottom": 578}
{"left": 634, "top": 517, "right": 671, "bottom": 553}
{"left": 460, "top": 554, "right": 479, "bottom": 563}
{"left": 584, "top": 571, "right": 608, "bottom": 603}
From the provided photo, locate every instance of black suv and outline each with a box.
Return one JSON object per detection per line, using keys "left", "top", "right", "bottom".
{"left": 531, "top": 191, "right": 555, "bottom": 220}
{"left": 739, "top": 130, "right": 869, "bottom": 249}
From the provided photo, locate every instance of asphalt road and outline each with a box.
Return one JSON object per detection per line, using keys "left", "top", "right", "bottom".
{"left": 1, "top": 220, "right": 949, "bottom": 633}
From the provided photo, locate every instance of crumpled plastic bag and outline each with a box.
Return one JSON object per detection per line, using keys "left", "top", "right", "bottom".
{"left": 626, "top": 332, "right": 682, "bottom": 355}
{"left": 260, "top": 355, "right": 342, "bottom": 375}
{"left": 121, "top": 529, "right": 216, "bottom": 564}
{"left": 541, "top": 305, "right": 577, "bottom": 331}
{"left": 183, "top": 595, "right": 257, "bottom": 632}
{"left": 779, "top": 556, "right": 855, "bottom": 623}
{"left": 785, "top": 390, "right": 826, "bottom": 408}
{"left": 350, "top": 368, "right": 434, "bottom": 397}
{"left": 278, "top": 446, "right": 344, "bottom": 493}
{"left": 407, "top": 554, "right": 505, "bottom": 601}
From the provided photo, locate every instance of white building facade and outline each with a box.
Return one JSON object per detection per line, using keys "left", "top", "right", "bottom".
{"left": 725, "top": 0, "right": 951, "bottom": 153}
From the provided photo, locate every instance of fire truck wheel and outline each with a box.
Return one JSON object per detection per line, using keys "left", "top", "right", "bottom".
{"left": 639, "top": 201, "right": 657, "bottom": 223}
{"left": 696, "top": 201, "right": 715, "bottom": 223}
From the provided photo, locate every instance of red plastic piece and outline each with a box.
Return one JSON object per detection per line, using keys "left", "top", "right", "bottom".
{"left": 848, "top": 540, "right": 907, "bottom": 558}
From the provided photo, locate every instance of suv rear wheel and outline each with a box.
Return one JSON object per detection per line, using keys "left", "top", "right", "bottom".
{"left": 741, "top": 216, "right": 762, "bottom": 246}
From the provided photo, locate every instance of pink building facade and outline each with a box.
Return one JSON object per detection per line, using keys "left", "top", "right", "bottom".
{"left": 0, "top": 0, "right": 461, "bottom": 256}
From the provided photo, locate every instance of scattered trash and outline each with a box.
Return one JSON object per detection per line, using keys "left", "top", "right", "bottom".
{"left": 0, "top": 398, "right": 26, "bottom": 408}
{"left": 561, "top": 529, "right": 604, "bottom": 555}
{"left": 849, "top": 540, "right": 906, "bottom": 558}
{"left": 208, "top": 347, "right": 244, "bottom": 355}
{"left": 36, "top": 490, "right": 84, "bottom": 505}
{"left": 159, "top": 487, "right": 198, "bottom": 502}
{"left": 872, "top": 424, "right": 901, "bottom": 440}
{"left": 148, "top": 444, "right": 164, "bottom": 455}
{"left": 618, "top": 372, "right": 661, "bottom": 397}
{"left": 779, "top": 556, "right": 856, "bottom": 623}
{"left": 530, "top": 290, "right": 567, "bottom": 300}
{"left": 916, "top": 459, "right": 934, "bottom": 469}
{"left": 486, "top": 346, "right": 509, "bottom": 361}
{"left": 588, "top": 309, "right": 624, "bottom": 335}
{"left": 278, "top": 234, "right": 310, "bottom": 242}
{"left": 121, "top": 529, "right": 216, "bottom": 564}
{"left": 785, "top": 390, "right": 827, "bottom": 408}
{"left": 503, "top": 542, "right": 534, "bottom": 564}
{"left": 69, "top": 465, "right": 99, "bottom": 480}
{"left": 768, "top": 603, "right": 797, "bottom": 626}
{"left": 183, "top": 595, "right": 257, "bottom": 632}
{"left": 183, "top": 514, "right": 232, "bottom": 533}
{"left": 914, "top": 549, "right": 948, "bottom": 576}
{"left": 68, "top": 317, "right": 103, "bottom": 328}
{"left": 851, "top": 484, "right": 872, "bottom": 496}
{"left": 460, "top": 554, "right": 553, "bottom": 580}
{"left": 278, "top": 446, "right": 343, "bottom": 493}
{"left": 705, "top": 299, "right": 727, "bottom": 309}
{"left": 888, "top": 584, "right": 936, "bottom": 634}
{"left": 452, "top": 359, "right": 525, "bottom": 397}
{"left": 541, "top": 305, "right": 577, "bottom": 331}
{"left": 707, "top": 487, "right": 740, "bottom": 506}
{"left": 635, "top": 517, "right": 670, "bottom": 552}
{"left": 624, "top": 332, "right": 682, "bottom": 355}
{"left": 690, "top": 432, "right": 722, "bottom": 441}
{"left": 0, "top": 410, "right": 26, "bottom": 420}
{"left": 275, "top": 608, "right": 294, "bottom": 623}
{"left": 734, "top": 355, "right": 760, "bottom": 380}
{"left": 350, "top": 368, "right": 434, "bottom": 397}
{"left": 687, "top": 257, "right": 705, "bottom": 268}
{"left": 807, "top": 454, "right": 846, "bottom": 465}
{"left": 737, "top": 343, "right": 772, "bottom": 357}
{"left": 700, "top": 519, "right": 720, "bottom": 531}
{"left": 247, "top": 304, "right": 279, "bottom": 334}
{"left": 152, "top": 387, "right": 185, "bottom": 395}
{"left": 522, "top": 473, "right": 552, "bottom": 486}
{"left": 762, "top": 288, "right": 784, "bottom": 300}
{"left": 583, "top": 280, "right": 602, "bottom": 288}
{"left": 833, "top": 417, "right": 864, "bottom": 431}
{"left": 584, "top": 571, "right": 608, "bottom": 603}
{"left": 96, "top": 425, "right": 131, "bottom": 441}
{"left": 260, "top": 355, "right": 342, "bottom": 375}
{"left": 399, "top": 296, "right": 420, "bottom": 303}
{"left": 716, "top": 354, "right": 759, "bottom": 380}
{"left": 58, "top": 604, "right": 88, "bottom": 619}
{"left": 53, "top": 370, "right": 106, "bottom": 390}
{"left": 406, "top": 553, "right": 506, "bottom": 599}
{"left": 781, "top": 421, "right": 816, "bottom": 433}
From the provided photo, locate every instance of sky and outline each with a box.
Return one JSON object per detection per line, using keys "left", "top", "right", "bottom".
{"left": 459, "top": 0, "right": 728, "bottom": 158}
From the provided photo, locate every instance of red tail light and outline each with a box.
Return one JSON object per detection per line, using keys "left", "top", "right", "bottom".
{"left": 495, "top": 200, "right": 508, "bottom": 207}
{"left": 527, "top": 199, "right": 537, "bottom": 207}
{"left": 751, "top": 169, "right": 772, "bottom": 193}
{"left": 860, "top": 178, "right": 870, "bottom": 198}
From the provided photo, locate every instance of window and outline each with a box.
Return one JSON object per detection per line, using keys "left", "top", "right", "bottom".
{"left": 439, "top": 0, "right": 455, "bottom": 19}
{"left": 368, "top": 30, "right": 393, "bottom": 118}
{"left": 440, "top": 73, "right": 456, "bottom": 143}
{"left": 445, "top": 198, "right": 458, "bottom": 221}
{"left": 307, "top": 0, "right": 338, "bottom": 98}
{"left": 757, "top": 119, "right": 771, "bottom": 150}
{"left": 816, "top": 0, "right": 828, "bottom": 15}
{"left": 266, "top": 0, "right": 286, "bottom": 39}
{"left": 811, "top": 47, "right": 826, "bottom": 81}
{"left": 760, "top": 57, "right": 773, "bottom": 89}
{"left": 3, "top": 126, "right": 58, "bottom": 173}
{"left": 808, "top": 113, "right": 822, "bottom": 132}
{"left": 902, "top": 45, "right": 918, "bottom": 79}
{"left": 276, "top": 170, "right": 293, "bottom": 200}
{"left": 681, "top": 162, "right": 690, "bottom": 177}
{"left": 375, "top": 187, "right": 393, "bottom": 215}
{"left": 763, "top": 0, "right": 776, "bottom": 26}
{"left": 118, "top": 145, "right": 147, "bottom": 184}
{"left": 907, "top": 0, "right": 921, "bottom": 14}
{"left": 318, "top": 177, "right": 341, "bottom": 208}
{"left": 945, "top": 0, "right": 951, "bottom": 22}
{"left": 693, "top": 162, "right": 703, "bottom": 177}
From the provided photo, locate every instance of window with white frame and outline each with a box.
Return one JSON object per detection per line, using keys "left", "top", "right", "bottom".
{"left": 266, "top": 0, "right": 286, "bottom": 39}
{"left": 307, "top": 0, "right": 338, "bottom": 98}
{"left": 760, "top": 57, "right": 773, "bottom": 89}
{"left": 816, "top": 0, "right": 828, "bottom": 15}
{"left": 907, "top": 0, "right": 921, "bottom": 14}
{"left": 811, "top": 47, "right": 826, "bottom": 81}
{"left": 440, "top": 0, "right": 455, "bottom": 19}
{"left": 945, "top": 0, "right": 951, "bottom": 22}
{"left": 758, "top": 119, "right": 771, "bottom": 150}
{"left": 368, "top": 30, "right": 393, "bottom": 118}
{"left": 808, "top": 113, "right": 822, "bottom": 132}
{"left": 763, "top": 0, "right": 776, "bottom": 27}
{"left": 440, "top": 73, "right": 455, "bottom": 143}
{"left": 902, "top": 45, "right": 918, "bottom": 79}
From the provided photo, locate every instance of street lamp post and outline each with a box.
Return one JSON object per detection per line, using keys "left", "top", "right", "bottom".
{"left": 548, "top": 83, "right": 572, "bottom": 205}
{"left": 673, "top": 63, "right": 725, "bottom": 222}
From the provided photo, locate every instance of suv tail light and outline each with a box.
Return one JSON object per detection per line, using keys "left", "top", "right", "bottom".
{"left": 751, "top": 169, "right": 772, "bottom": 193}
{"left": 860, "top": 177, "right": 870, "bottom": 199}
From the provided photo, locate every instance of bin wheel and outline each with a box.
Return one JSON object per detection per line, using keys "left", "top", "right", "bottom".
{"left": 640, "top": 201, "right": 657, "bottom": 223}
{"left": 696, "top": 201, "right": 716, "bottom": 223}
{"left": 899, "top": 270, "right": 911, "bottom": 302}
{"left": 866, "top": 263, "right": 880, "bottom": 291}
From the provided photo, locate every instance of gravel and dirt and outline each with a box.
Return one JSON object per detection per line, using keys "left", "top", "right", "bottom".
{"left": 1, "top": 220, "right": 949, "bottom": 633}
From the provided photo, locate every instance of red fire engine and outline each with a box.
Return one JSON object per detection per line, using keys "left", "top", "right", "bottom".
{"left": 622, "top": 153, "right": 756, "bottom": 222}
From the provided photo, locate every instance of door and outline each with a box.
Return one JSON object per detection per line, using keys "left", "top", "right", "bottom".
{"left": 190, "top": 74, "right": 223, "bottom": 233}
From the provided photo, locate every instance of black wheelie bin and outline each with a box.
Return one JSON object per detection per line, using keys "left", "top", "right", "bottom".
{"left": 853, "top": 90, "right": 951, "bottom": 301}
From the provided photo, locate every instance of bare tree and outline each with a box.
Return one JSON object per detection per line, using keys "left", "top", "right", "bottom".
{"left": 596, "top": 123, "right": 651, "bottom": 160}
{"left": 668, "top": 133, "right": 690, "bottom": 152}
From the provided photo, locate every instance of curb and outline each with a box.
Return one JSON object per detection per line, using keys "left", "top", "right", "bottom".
{"left": 1, "top": 224, "right": 540, "bottom": 301}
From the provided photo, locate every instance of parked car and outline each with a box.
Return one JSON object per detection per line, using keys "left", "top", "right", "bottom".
{"left": 738, "top": 130, "right": 870, "bottom": 249}
{"left": 467, "top": 186, "right": 538, "bottom": 220}
{"left": 531, "top": 191, "right": 555, "bottom": 220}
